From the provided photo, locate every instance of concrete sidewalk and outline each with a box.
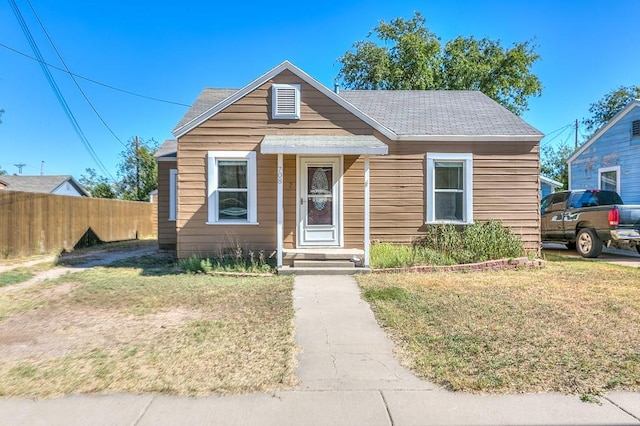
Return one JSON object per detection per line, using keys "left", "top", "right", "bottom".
{"left": 1, "top": 274, "right": 639, "bottom": 425}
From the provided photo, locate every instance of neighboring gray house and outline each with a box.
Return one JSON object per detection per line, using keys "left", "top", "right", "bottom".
{"left": 0, "top": 175, "right": 89, "bottom": 197}
{"left": 568, "top": 99, "right": 640, "bottom": 203}
{"left": 540, "top": 175, "right": 563, "bottom": 198}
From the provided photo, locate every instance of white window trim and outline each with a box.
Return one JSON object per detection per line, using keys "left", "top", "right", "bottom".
{"left": 272, "top": 83, "right": 300, "bottom": 120}
{"left": 207, "top": 151, "right": 258, "bottom": 225}
{"left": 426, "top": 153, "right": 474, "bottom": 224}
{"left": 598, "top": 165, "right": 621, "bottom": 194}
{"left": 169, "top": 168, "right": 177, "bottom": 221}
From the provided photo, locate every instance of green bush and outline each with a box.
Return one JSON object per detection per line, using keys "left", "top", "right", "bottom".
{"left": 370, "top": 242, "right": 455, "bottom": 269}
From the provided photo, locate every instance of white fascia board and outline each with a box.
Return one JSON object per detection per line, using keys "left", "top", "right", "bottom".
{"left": 567, "top": 100, "right": 640, "bottom": 164}
{"left": 395, "top": 134, "right": 543, "bottom": 142}
{"left": 172, "top": 60, "right": 397, "bottom": 140}
{"left": 540, "top": 175, "right": 563, "bottom": 187}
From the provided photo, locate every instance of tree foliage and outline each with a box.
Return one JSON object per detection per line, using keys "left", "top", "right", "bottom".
{"left": 540, "top": 141, "right": 573, "bottom": 190}
{"left": 0, "top": 166, "right": 7, "bottom": 176}
{"left": 79, "top": 168, "right": 117, "bottom": 199}
{"left": 118, "top": 137, "right": 159, "bottom": 201}
{"left": 80, "top": 137, "right": 158, "bottom": 200}
{"left": 337, "top": 12, "right": 542, "bottom": 115}
{"left": 582, "top": 85, "right": 640, "bottom": 135}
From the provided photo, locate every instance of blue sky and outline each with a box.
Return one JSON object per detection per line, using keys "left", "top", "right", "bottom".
{"left": 1, "top": 0, "right": 639, "bottom": 180}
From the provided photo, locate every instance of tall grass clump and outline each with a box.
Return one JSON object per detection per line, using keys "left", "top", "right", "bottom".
{"left": 370, "top": 242, "right": 454, "bottom": 269}
{"left": 179, "top": 250, "right": 273, "bottom": 274}
{"left": 413, "top": 220, "right": 524, "bottom": 264}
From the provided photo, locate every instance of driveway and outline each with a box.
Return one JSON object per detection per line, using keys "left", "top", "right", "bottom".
{"left": 542, "top": 243, "right": 640, "bottom": 268}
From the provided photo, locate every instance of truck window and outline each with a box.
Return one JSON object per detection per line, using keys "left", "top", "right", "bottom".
{"left": 596, "top": 191, "right": 623, "bottom": 205}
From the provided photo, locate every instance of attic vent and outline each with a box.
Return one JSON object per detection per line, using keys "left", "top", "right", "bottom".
{"left": 633, "top": 120, "right": 640, "bottom": 138}
{"left": 272, "top": 84, "right": 300, "bottom": 119}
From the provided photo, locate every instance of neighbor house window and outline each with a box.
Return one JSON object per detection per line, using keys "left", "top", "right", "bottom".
{"left": 169, "top": 169, "right": 177, "bottom": 221}
{"left": 632, "top": 120, "right": 640, "bottom": 138}
{"left": 426, "top": 153, "right": 473, "bottom": 224}
{"left": 272, "top": 84, "right": 300, "bottom": 119}
{"left": 207, "top": 151, "right": 257, "bottom": 224}
{"left": 598, "top": 166, "right": 620, "bottom": 194}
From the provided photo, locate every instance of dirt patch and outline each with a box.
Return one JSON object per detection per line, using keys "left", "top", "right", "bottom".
{"left": 0, "top": 305, "right": 200, "bottom": 362}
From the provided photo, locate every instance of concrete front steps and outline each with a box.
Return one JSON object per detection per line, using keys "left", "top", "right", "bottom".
{"left": 278, "top": 249, "right": 371, "bottom": 275}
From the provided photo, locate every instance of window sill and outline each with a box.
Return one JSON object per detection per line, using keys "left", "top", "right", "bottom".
{"left": 206, "top": 221, "right": 259, "bottom": 226}
{"left": 425, "top": 220, "right": 474, "bottom": 225}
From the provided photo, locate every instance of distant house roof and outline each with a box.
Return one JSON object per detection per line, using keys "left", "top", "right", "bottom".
{"left": 541, "top": 175, "right": 563, "bottom": 188}
{"left": 567, "top": 99, "right": 640, "bottom": 164}
{"left": 0, "top": 175, "right": 89, "bottom": 196}
{"left": 172, "top": 61, "right": 543, "bottom": 142}
{"left": 154, "top": 139, "right": 177, "bottom": 160}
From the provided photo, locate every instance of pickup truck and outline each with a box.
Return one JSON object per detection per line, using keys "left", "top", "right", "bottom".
{"left": 540, "top": 189, "right": 640, "bottom": 258}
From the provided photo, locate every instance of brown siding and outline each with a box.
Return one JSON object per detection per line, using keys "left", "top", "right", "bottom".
{"left": 368, "top": 136, "right": 540, "bottom": 250}
{"left": 176, "top": 69, "right": 540, "bottom": 258}
{"left": 157, "top": 160, "right": 177, "bottom": 250}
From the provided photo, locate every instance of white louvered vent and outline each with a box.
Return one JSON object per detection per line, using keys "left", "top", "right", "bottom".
{"left": 272, "top": 84, "right": 300, "bottom": 119}
{"left": 633, "top": 120, "right": 640, "bottom": 138}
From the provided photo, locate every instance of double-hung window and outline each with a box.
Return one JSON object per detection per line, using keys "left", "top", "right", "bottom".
{"left": 207, "top": 151, "right": 257, "bottom": 224}
{"left": 426, "top": 153, "right": 473, "bottom": 224}
{"left": 598, "top": 165, "right": 620, "bottom": 194}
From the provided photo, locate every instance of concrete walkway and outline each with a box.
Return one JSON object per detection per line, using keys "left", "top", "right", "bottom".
{"left": 1, "top": 274, "right": 640, "bottom": 425}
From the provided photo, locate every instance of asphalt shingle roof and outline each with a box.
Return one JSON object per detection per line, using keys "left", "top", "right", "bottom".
{"left": 338, "top": 90, "right": 542, "bottom": 137}
{"left": 155, "top": 139, "right": 177, "bottom": 159}
{"left": 0, "top": 175, "right": 88, "bottom": 195}
{"left": 173, "top": 88, "right": 239, "bottom": 133}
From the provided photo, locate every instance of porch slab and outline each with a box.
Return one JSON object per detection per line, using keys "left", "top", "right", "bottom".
{"left": 283, "top": 248, "right": 364, "bottom": 261}
{"left": 278, "top": 266, "right": 371, "bottom": 276}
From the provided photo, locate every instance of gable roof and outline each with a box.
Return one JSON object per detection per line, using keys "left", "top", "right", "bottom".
{"left": 172, "top": 60, "right": 543, "bottom": 142}
{"left": 0, "top": 175, "right": 89, "bottom": 196}
{"left": 567, "top": 99, "right": 640, "bottom": 164}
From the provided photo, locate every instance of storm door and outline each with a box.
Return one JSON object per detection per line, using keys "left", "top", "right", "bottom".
{"left": 298, "top": 157, "right": 341, "bottom": 246}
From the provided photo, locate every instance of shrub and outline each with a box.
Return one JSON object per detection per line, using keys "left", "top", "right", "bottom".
{"left": 413, "top": 221, "right": 524, "bottom": 264}
{"left": 370, "top": 242, "right": 455, "bottom": 269}
{"left": 179, "top": 251, "right": 273, "bottom": 274}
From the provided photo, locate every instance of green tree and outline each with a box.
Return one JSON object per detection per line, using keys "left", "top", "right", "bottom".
{"left": 582, "top": 85, "right": 640, "bottom": 135}
{"left": 540, "top": 141, "right": 572, "bottom": 190}
{"left": 118, "top": 137, "right": 159, "bottom": 201}
{"left": 79, "top": 168, "right": 117, "bottom": 198}
{"left": 0, "top": 166, "right": 7, "bottom": 176}
{"left": 337, "top": 12, "right": 542, "bottom": 115}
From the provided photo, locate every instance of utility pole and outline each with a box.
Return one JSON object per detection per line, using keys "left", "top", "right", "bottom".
{"left": 135, "top": 136, "right": 140, "bottom": 201}
{"left": 575, "top": 119, "right": 579, "bottom": 149}
{"left": 40, "top": 161, "right": 45, "bottom": 175}
{"left": 14, "top": 163, "right": 25, "bottom": 174}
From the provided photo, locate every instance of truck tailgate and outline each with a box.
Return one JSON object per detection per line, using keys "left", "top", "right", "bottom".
{"left": 619, "top": 205, "right": 640, "bottom": 226}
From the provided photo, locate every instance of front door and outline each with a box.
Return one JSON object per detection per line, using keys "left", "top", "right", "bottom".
{"left": 298, "top": 157, "right": 341, "bottom": 246}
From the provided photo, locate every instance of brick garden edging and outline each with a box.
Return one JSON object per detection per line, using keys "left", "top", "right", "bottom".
{"left": 373, "top": 257, "right": 545, "bottom": 274}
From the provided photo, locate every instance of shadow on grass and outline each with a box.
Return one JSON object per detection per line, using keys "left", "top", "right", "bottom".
{"left": 55, "top": 240, "right": 179, "bottom": 277}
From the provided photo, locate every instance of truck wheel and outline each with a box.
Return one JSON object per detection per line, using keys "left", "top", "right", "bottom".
{"left": 576, "top": 228, "right": 602, "bottom": 258}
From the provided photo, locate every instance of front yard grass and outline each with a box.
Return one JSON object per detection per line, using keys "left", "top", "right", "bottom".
{"left": 357, "top": 256, "right": 640, "bottom": 395}
{"left": 0, "top": 254, "right": 297, "bottom": 397}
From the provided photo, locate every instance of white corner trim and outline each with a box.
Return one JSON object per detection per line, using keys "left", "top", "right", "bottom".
{"left": 169, "top": 169, "right": 177, "bottom": 221}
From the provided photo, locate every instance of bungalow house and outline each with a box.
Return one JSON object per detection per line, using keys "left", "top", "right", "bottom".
{"left": 0, "top": 175, "right": 89, "bottom": 197}
{"left": 567, "top": 99, "right": 640, "bottom": 204}
{"left": 156, "top": 61, "right": 543, "bottom": 270}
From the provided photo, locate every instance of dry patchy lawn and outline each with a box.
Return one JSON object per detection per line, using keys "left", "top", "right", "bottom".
{"left": 0, "top": 255, "right": 297, "bottom": 397}
{"left": 357, "top": 257, "right": 640, "bottom": 395}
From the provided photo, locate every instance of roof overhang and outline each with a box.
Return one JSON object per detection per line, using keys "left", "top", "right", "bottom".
{"left": 395, "top": 134, "right": 543, "bottom": 142}
{"left": 260, "top": 135, "right": 388, "bottom": 155}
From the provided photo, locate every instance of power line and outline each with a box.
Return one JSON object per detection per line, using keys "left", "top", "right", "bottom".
{"left": 0, "top": 42, "right": 191, "bottom": 107}
{"left": 26, "top": 0, "right": 126, "bottom": 147}
{"left": 8, "top": 0, "right": 114, "bottom": 180}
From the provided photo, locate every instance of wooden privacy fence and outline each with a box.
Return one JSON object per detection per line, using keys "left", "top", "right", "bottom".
{"left": 0, "top": 191, "right": 157, "bottom": 258}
